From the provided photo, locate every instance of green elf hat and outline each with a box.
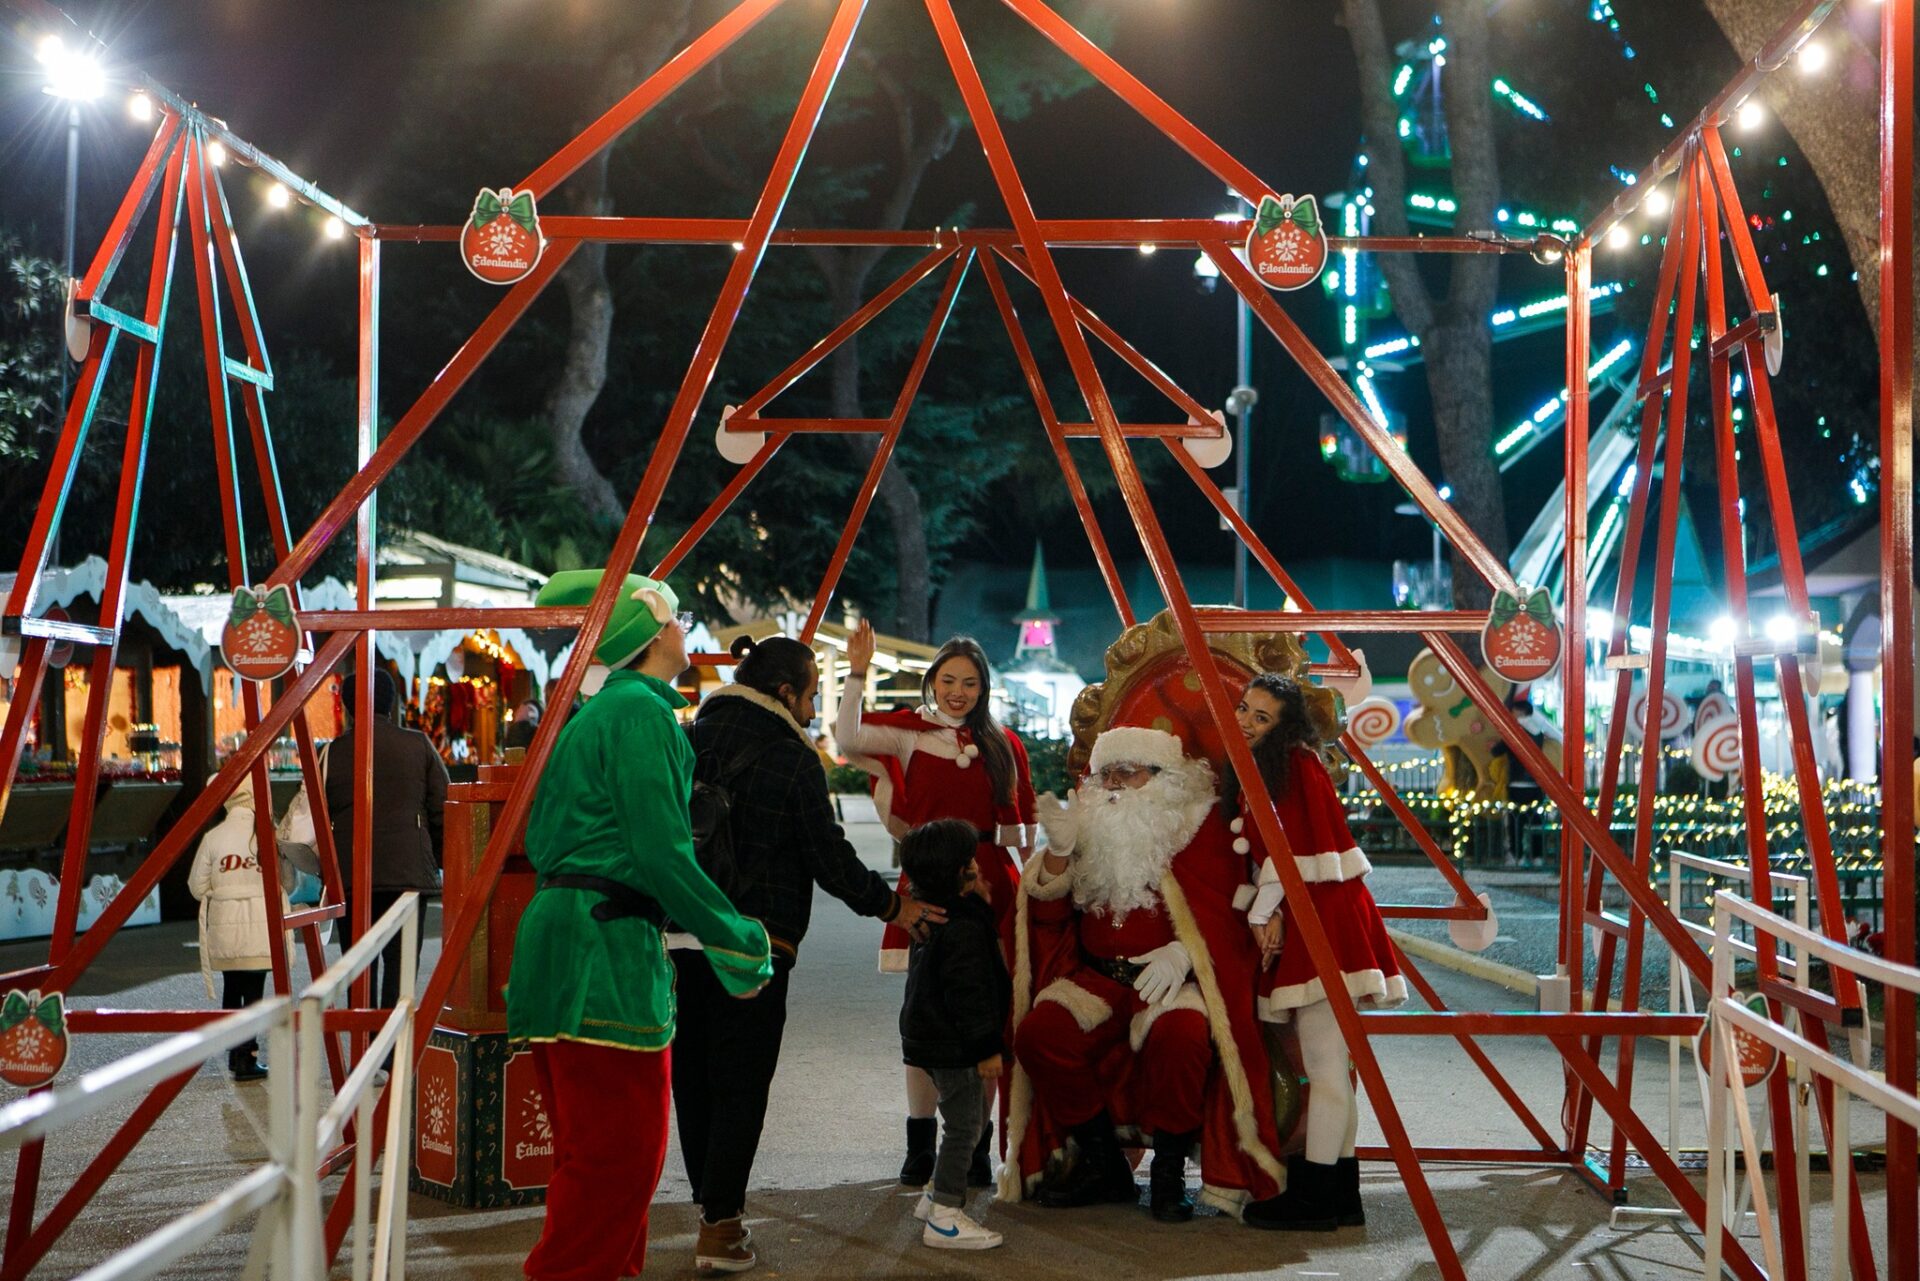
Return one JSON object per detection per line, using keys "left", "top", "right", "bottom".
{"left": 537, "top": 569, "right": 680, "bottom": 696}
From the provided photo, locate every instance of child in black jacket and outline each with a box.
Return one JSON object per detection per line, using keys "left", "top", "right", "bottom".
{"left": 899, "top": 819, "right": 1008, "bottom": 1251}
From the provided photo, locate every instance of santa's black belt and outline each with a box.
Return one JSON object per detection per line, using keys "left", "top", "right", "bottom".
{"left": 539, "top": 874, "right": 667, "bottom": 926}
{"left": 1081, "top": 953, "right": 1144, "bottom": 985}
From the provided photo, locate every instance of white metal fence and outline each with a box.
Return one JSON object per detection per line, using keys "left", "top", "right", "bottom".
{"left": 1704, "top": 889, "right": 1907, "bottom": 1280}
{"left": 0, "top": 891, "right": 420, "bottom": 1280}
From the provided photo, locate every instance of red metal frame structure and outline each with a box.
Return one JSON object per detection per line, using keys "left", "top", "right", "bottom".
{"left": 0, "top": 0, "right": 1908, "bottom": 1275}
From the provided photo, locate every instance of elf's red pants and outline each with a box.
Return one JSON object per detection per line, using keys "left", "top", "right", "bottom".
{"left": 525, "top": 1040, "right": 671, "bottom": 1281}
{"left": 1014, "top": 979, "right": 1212, "bottom": 1135}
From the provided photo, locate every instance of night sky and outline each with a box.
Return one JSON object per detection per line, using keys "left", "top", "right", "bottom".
{"left": 2, "top": 0, "right": 1823, "bottom": 587}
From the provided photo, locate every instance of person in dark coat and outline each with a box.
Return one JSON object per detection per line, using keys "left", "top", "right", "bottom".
{"left": 899, "top": 818, "right": 1009, "bottom": 1250}
{"left": 325, "top": 667, "right": 449, "bottom": 1009}
{"left": 672, "top": 634, "right": 947, "bottom": 1272}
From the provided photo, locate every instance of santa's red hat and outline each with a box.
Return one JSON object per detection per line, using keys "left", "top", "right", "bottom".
{"left": 1088, "top": 724, "right": 1191, "bottom": 775}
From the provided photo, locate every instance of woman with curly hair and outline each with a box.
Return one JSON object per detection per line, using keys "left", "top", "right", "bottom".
{"left": 1226, "top": 673, "right": 1405, "bottom": 1233}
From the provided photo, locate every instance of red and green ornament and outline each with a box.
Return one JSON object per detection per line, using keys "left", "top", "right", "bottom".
{"left": 1481, "top": 587, "right": 1562, "bottom": 683}
{"left": 221, "top": 585, "right": 302, "bottom": 683}
{"left": 0, "top": 989, "right": 68, "bottom": 1088}
{"left": 1245, "top": 193, "right": 1327, "bottom": 291}
{"left": 461, "top": 187, "right": 545, "bottom": 285}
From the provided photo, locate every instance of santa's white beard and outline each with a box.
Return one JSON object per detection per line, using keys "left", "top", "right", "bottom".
{"left": 1071, "top": 760, "right": 1217, "bottom": 921}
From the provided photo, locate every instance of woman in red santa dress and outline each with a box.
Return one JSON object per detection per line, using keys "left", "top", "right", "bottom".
{"left": 1226, "top": 672, "right": 1407, "bottom": 1232}
{"left": 837, "top": 619, "right": 1035, "bottom": 1188}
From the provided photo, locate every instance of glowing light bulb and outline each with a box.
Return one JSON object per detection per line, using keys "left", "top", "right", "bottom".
{"left": 1737, "top": 100, "right": 1765, "bottom": 131}
{"left": 127, "top": 91, "right": 153, "bottom": 122}
{"left": 266, "top": 183, "right": 291, "bottom": 210}
{"left": 1137, "top": 243, "right": 1157, "bottom": 256}
{"left": 1643, "top": 188, "right": 1671, "bottom": 218}
{"left": 1796, "top": 41, "right": 1827, "bottom": 74}
{"left": 207, "top": 140, "right": 228, "bottom": 167}
{"left": 1765, "top": 614, "right": 1796, "bottom": 645}
{"left": 323, "top": 216, "right": 345, "bottom": 240}
{"left": 1606, "top": 223, "right": 1631, "bottom": 250}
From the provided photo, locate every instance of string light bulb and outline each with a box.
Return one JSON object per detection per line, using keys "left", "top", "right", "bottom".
{"left": 323, "top": 215, "right": 346, "bottom": 240}
{"left": 1644, "top": 187, "right": 1671, "bottom": 218}
{"left": 127, "top": 91, "right": 153, "bottom": 123}
{"left": 265, "top": 182, "right": 291, "bottom": 210}
{"left": 1606, "top": 223, "right": 1631, "bottom": 250}
{"left": 1796, "top": 41, "right": 1828, "bottom": 74}
{"left": 1737, "top": 99, "right": 1766, "bottom": 132}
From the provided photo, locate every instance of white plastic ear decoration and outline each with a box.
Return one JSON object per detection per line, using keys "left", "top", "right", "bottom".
{"left": 1327, "top": 648, "right": 1373, "bottom": 707}
{"left": 633, "top": 587, "right": 674, "bottom": 624}
{"left": 1764, "top": 293, "right": 1784, "bottom": 376}
{"left": 580, "top": 664, "right": 612, "bottom": 698}
{"left": 64, "top": 277, "right": 92, "bottom": 363}
{"left": 1180, "top": 409, "right": 1233, "bottom": 469}
{"left": 1448, "top": 892, "right": 1498, "bottom": 953}
{"left": 716, "top": 404, "right": 766, "bottom": 465}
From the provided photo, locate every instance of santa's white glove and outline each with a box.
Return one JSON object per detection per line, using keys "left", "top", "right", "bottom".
{"left": 1036, "top": 790, "right": 1083, "bottom": 856}
{"left": 1129, "top": 941, "right": 1192, "bottom": 1006}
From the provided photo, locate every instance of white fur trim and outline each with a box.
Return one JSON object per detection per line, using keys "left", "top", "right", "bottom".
{"left": 1035, "top": 978, "right": 1114, "bottom": 1033}
{"left": 703, "top": 683, "right": 812, "bottom": 746}
{"left": 994, "top": 823, "right": 1026, "bottom": 847}
{"left": 1231, "top": 884, "right": 1256, "bottom": 911}
{"left": 1021, "top": 851, "right": 1076, "bottom": 901}
{"left": 955, "top": 754, "right": 972, "bottom": 769}
{"left": 879, "top": 947, "right": 909, "bottom": 975}
{"left": 1088, "top": 725, "right": 1188, "bottom": 775}
{"left": 1257, "top": 971, "right": 1411, "bottom": 1023}
{"left": 963, "top": 742, "right": 980, "bottom": 758}
{"left": 1257, "top": 846, "right": 1372, "bottom": 886}
{"left": 1127, "top": 981, "right": 1208, "bottom": 1051}
{"left": 1159, "top": 876, "right": 1286, "bottom": 1186}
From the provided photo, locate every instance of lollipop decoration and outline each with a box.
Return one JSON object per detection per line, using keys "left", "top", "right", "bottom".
{"left": 1626, "top": 685, "right": 1688, "bottom": 743}
{"left": 1692, "top": 711, "right": 1743, "bottom": 782}
{"left": 1345, "top": 697, "right": 1402, "bottom": 749}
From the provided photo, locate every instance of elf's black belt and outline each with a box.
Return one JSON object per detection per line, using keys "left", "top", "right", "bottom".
{"left": 1081, "top": 952, "right": 1144, "bottom": 986}
{"left": 539, "top": 874, "right": 667, "bottom": 926}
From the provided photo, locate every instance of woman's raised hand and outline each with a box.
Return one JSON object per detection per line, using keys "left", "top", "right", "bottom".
{"left": 848, "top": 619, "right": 876, "bottom": 677}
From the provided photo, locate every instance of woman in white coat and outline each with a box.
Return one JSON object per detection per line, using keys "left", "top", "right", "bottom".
{"left": 188, "top": 775, "right": 292, "bottom": 1081}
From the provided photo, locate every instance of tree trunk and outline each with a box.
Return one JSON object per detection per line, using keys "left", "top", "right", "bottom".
{"left": 542, "top": 150, "right": 624, "bottom": 524}
{"left": 540, "top": 5, "right": 696, "bottom": 524}
{"left": 824, "top": 267, "right": 933, "bottom": 641}
{"left": 1424, "top": 320, "right": 1508, "bottom": 612}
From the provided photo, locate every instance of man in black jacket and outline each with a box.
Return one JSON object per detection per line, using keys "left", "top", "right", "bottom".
{"left": 673, "top": 634, "right": 945, "bottom": 1273}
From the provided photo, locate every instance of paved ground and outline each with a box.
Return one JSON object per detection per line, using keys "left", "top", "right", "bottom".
{"left": 1, "top": 825, "right": 1889, "bottom": 1279}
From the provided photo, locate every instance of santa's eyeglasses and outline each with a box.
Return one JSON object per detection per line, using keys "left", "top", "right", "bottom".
{"left": 1096, "top": 763, "right": 1161, "bottom": 786}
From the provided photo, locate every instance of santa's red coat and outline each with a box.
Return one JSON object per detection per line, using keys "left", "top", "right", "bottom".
{"left": 1000, "top": 807, "right": 1287, "bottom": 1215}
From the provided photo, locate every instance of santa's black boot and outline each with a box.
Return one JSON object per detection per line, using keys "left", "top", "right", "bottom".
{"left": 1243, "top": 1159, "right": 1340, "bottom": 1231}
{"left": 1334, "top": 1156, "right": 1365, "bottom": 1226}
{"left": 1149, "top": 1130, "right": 1198, "bottom": 1223}
{"left": 967, "top": 1121, "right": 995, "bottom": 1188}
{"left": 1037, "top": 1113, "right": 1139, "bottom": 1209}
{"left": 899, "top": 1117, "right": 936, "bottom": 1186}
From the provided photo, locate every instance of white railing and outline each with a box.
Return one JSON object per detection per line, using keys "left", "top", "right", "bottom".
{"left": 0, "top": 998, "right": 297, "bottom": 1280}
{"left": 1705, "top": 889, "right": 1914, "bottom": 1280}
{"left": 0, "top": 890, "right": 420, "bottom": 1281}
{"left": 1611, "top": 853, "right": 1819, "bottom": 1233}
{"left": 292, "top": 891, "right": 419, "bottom": 1281}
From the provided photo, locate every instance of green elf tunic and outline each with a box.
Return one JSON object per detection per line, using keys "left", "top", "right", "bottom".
{"left": 506, "top": 670, "right": 771, "bottom": 1051}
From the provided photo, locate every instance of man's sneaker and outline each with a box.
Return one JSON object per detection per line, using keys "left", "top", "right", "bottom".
{"left": 912, "top": 1191, "right": 934, "bottom": 1222}
{"left": 921, "top": 1204, "right": 1002, "bottom": 1251}
{"left": 695, "top": 1216, "right": 756, "bottom": 1273}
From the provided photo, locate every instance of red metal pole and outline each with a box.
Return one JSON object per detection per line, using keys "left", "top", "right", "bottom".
{"left": 515, "top": 0, "right": 790, "bottom": 200}
{"left": 47, "top": 139, "right": 189, "bottom": 959}
{"left": 73, "top": 113, "right": 183, "bottom": 304}
{"left": 1696, "top": 153, "right": 1817, "bottom": 1279}
{"left": 349, "top": 236, "right": 381, "bottom": 1023}
{"left": 324, "top": 3, "right": 873, "bottom": 1258}
{"left": 1878, "top": 0, "right": 1916, "bottom": 1269}
{"left": 184, "top": 131, "right": 252, "bottom": 585}
{"left": 799, "top": 250, "right": 971, "bottom": 642}
{"left": 976, "top": 251, "right": 1135, "bottom": 627}
{"left": 1561, "top": 239, "right": 1591, "bottom": 990}
{"left": 926, "top": 3, "right": 1464, "bottom": 1274}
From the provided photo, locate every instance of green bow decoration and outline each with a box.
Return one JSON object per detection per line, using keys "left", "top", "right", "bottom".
{"left": 1253, "top": 193, "right": 1321, "bottom": 239}
{"left": 1489, "top": 588, "right": 1555, "bottom": 629}
{"left": 229, "top": 586, "right": 296, "bottom": 629}
{"left": 0, "top": 990, "right": 61, "bottom": 1037}
{"left": 472, "top": 189, "right": 537, "bottom": 235}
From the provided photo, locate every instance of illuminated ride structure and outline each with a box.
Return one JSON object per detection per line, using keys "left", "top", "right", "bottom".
{"left": 0, "top": 0, "right": 1912, "bottom": 1276}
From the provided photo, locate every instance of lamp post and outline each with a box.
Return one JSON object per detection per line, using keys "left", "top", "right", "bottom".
{"left": 37, "top": 34, "right": 104, "bottom": 570}
{"left": 1195, "top": 191, "right": 1258, "bottom": 607}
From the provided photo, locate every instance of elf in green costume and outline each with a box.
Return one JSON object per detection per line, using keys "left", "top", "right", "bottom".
{"left": 508, "top": 568, "right": 770, "bottom": 1281}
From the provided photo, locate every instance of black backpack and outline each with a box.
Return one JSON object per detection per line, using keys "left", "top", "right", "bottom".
{"left": 684, "top": 728, "right": 782, "bottom": 905}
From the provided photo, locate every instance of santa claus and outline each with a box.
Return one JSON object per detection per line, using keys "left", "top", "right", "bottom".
{"left": 1002, "top": 724, "right": 1289, "bottom": 1223}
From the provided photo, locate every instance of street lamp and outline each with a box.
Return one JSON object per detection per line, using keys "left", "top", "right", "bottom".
{"left": 38, "top": 33, "right": 106, "bottom": 568}
{"left": 1191, "top": 193, "right": 1257, "bottom": 607}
